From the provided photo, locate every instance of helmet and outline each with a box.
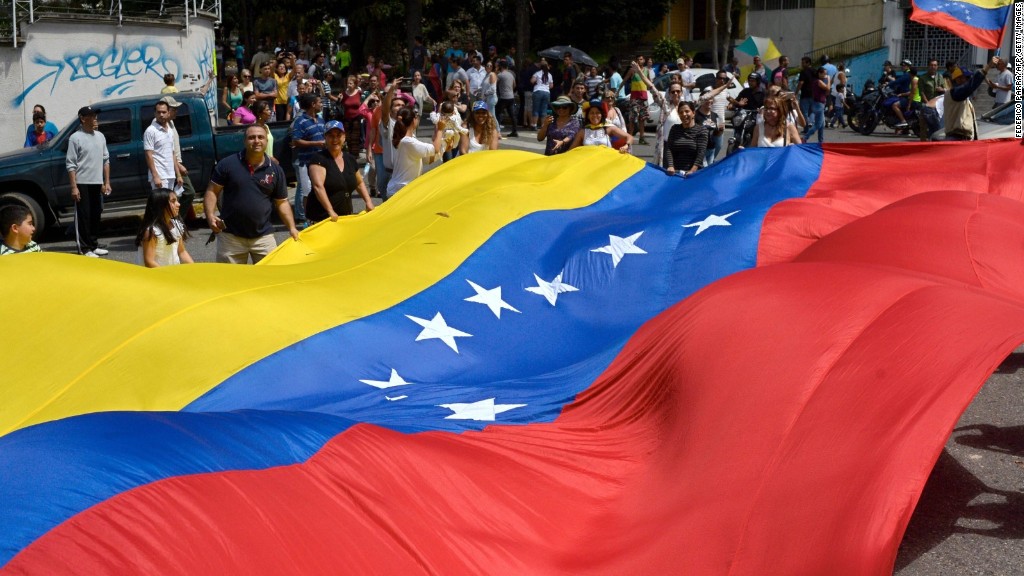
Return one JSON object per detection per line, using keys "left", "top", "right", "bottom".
{"left": 900, "top": 59, "right": 913, "bottom": 67}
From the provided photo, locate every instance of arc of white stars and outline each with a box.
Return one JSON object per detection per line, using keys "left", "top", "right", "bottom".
{"left": 465, "top": 280, "right": 521, "bottom": 318}
{"left": 525, "top": 271, "right": 579, "bottom": 306}
{"left": 438, "top": 398, "right": 527, "bottom": 421}
{"left": 683, "top": 210, "right": 741, "bottom": 236}
{"left": 591, "top": 231, "right": 647, "bottom": 268}
{"left": 406, "top": 312, "right": 472, "bottom": 353}
{"left": 359, "top": 368, "right": 412, "bottom": 390}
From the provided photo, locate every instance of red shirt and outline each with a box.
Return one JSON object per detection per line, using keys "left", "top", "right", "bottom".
{"left": 367, "top": 106, "right": 384, "bottom": 154}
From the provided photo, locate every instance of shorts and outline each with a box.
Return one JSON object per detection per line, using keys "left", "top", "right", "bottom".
{"left": 629, "top": 98, "right": 649, "bottom": 125}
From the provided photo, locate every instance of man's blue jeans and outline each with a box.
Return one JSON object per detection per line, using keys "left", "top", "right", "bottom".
{"left": 803, "top": 101, "right": 825, "bottom": 143}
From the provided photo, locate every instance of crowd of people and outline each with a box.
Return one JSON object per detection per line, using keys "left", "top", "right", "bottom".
{"left": 6, "top": 34, "right": 1012, "bottom": 265}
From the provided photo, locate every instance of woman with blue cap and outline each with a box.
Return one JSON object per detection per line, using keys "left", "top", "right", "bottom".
{"left": 462, "top": 101, "right": 499, "bottom": 154}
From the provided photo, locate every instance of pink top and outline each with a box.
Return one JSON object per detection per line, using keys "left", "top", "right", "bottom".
{"left": 233, "top": 106, "right": 257, "bottom": 125}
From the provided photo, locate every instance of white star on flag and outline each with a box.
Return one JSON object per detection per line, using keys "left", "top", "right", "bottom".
{"left": 591, "top": 231, "right": 647, "bottom": 267}
{"left": 438, "top": 398, "right": 527, "bottom": 421}
{"left": 465, "top": 280, "right": 521, "bottom": 318}
{"left": 526, "top": 272, "right": 579, "bottom": 306}
{"left": 683, "top": 210, "right": 741, "bottom": 236}
{"left": 359, "top": 368, "right": 412, "bottom": 389}
{"left": 406, "top": 312, "right": 472, "bottom": 353}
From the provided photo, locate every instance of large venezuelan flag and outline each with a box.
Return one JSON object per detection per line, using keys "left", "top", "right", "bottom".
{"left": 2, "top": 140, "right": 1024, "bottom": 574}
{"left": 911, "top": 0, "right": 1012, "bottom": 48}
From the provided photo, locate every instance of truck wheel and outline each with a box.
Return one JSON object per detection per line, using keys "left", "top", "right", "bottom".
{"left": 0, "top": 193, "right": 47, "bottom": 234}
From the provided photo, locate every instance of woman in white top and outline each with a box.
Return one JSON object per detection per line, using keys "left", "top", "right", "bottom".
{"left": 135, "top": 187, "right": 193, "bottom": 267}
{"left": 600, "top": 89, "right": 630, "bottom": 152}
{"left": 529, "top": 60, "right": 554, "bottom": 130}
{"left": 386, "top": 107, "right": 443, "bottom": 197}
{"left": 570, "top": 99, "right": 632, "bottom": 152}
{"left": 482, "top": 62, "right": 499, "bottom": 118}
{"left": 462, "top": 101, "right": 499, "bottom": 153}
{"left": 751, "top": 96, "right": 801, "bottom": 148}
{"left": 410, "top": 70, "right": 436, "bottom": 116}
{"left": 239, "top": 68, "right": 254, "bottom": 94}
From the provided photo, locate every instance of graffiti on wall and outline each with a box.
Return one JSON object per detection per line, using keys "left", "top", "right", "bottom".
{"left": 193, "top": 37, "right": 218, "bottom": 121}
{"left": 14, "top": 41, "right": 183, "bottom": 106}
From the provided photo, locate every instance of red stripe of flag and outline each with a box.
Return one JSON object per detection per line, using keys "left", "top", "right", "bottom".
{"left": 9, "top": 184, "right": 1024, "bottom": 574}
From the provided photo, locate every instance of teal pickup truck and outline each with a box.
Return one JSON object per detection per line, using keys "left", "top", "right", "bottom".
{"left": 0, "top": 93, "right": 293, "bottom": 233}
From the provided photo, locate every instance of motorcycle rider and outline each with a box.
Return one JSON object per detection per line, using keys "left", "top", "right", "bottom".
{"left": 726, "top": 73, "right": 766, "bottom": 152}
{"left": 878, "top": 61, "right": 897, "bottom": 89}
{"left": 728, "top": 73, "right": 765, "bottom": 111}
{"left": 888, "top": 59, "right": 919, "bottom": 129}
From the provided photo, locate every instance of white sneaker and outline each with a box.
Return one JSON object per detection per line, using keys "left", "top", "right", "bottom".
{"left": 83, "top": 251, "right": 100, "bottom": 258}
{"left": 92, "top": 247, "right": 109, "bottom": 256}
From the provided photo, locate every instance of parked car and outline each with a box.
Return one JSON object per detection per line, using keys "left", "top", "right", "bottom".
{"left": 977, "top": 100, "right": 1017, "bottom": 139}
{"left": 646, "top": 69, "right": 743, "bottom": 127}
{"left": 0, "top": 93, "right": 294, "bottom": 233}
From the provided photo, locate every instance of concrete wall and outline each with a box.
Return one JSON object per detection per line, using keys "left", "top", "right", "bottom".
{"left": 744, "top": 9, "right": 814, "bottom": 63}
{"left": 845, "top": 46, "right": 889, "bottom": 94}
{"left": 813, "top": 0, "right": 883, "bottom": 51}
{"left": 0, "top": 17, "right": 216, "bottom": 152}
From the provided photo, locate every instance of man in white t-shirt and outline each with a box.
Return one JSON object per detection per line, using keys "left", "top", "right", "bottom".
{"left": 379, "top": 78, "right": 408, "bottom": 201}
{"left": 466, "top": 54, "right": 488, "bottom": 100}
{"left": 678, "top": 56, "right": 697, "bottom": 102}
{"left": 143, "top": 100, "right": 180, "bottom": 190}
{"left": 986, "top": 58, "right": 1013, "bottom": 107}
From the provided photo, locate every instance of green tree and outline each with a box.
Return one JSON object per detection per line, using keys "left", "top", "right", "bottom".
{"left": 220, "top": 0, "right": 674, "bottom": 73}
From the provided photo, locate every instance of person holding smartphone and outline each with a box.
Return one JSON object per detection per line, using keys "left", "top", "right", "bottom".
{"left": 537, "top": 95, "right": 580, "bottom": 156}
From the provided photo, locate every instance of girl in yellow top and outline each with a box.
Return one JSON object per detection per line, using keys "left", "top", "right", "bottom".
{"left": 274, "top": 61, "right": 293, "bottom": 121}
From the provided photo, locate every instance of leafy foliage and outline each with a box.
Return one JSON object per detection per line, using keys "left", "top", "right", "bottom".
{"left": 651, "top": 37, "right": 682, "bottom": 64}
{"left": 222, "top": 0, "right": 674, "bottom": 70}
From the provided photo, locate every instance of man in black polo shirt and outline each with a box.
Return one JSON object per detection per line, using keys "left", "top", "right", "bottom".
{"left": 204, "top": 124, "right": 299, "bottom": 264}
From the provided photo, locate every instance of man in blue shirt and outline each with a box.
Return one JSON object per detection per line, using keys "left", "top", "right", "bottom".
{"left": 444, "top": 40, "right": 464, "bottom": 77}
{"left": 204, "top": 124, "right": 298, "bottom": 264}
{"left": 289, "top": 93, "right": 326, "bottom": 225}
{"left": 944, "top": 57, "right": 997, "bottom": 140}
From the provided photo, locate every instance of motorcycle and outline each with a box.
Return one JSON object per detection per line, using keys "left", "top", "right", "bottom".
{"left": 849, "top": 83, "right": 920, "bottom": 137}
{"left": 726, "top": 108, "right": 756, "bottom": 155}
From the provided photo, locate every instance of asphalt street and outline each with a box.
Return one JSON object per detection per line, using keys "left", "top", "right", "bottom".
{"left": 27, "top": 123, "right": 1023, "bottom": 575}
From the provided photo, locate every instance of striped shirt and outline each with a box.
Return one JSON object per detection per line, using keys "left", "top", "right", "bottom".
{"left": 0, "top": 241, "right": 41, "bottom": 255}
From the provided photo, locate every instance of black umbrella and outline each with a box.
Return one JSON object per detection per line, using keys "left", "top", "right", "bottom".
{"left": 537, "top": 45, "right": 598, "bottom": 68}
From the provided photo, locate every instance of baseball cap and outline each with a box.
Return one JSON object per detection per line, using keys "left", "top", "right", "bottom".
{"left": 77, "top": 106, "right": 100, "bottom": 116}
{"left": 950, "top": 66, "right": 969, "bottom": 80}
{"left": 324, "top": 120, "right": 345, "bottom": 133}
{"left": 158, "top": 95, "right": 182, "bottom": 107}
{"left": 472, "top": 100, "right": 488, "bottom": 112}
{"left": 676, "top": 58, "right": 686, "bottom": 67}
